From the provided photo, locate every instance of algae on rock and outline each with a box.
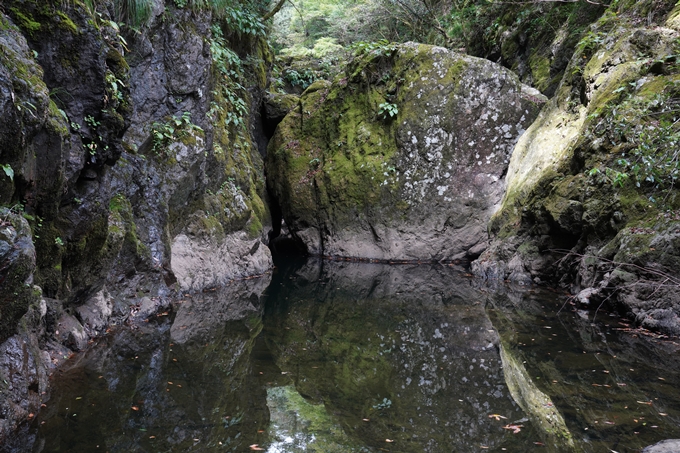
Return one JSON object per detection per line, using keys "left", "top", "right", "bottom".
{"left": 267, "top": 42, "right": 546, "bottom": 261}
{"left": 473, "top": 1, "right": 680, "bottom": 334}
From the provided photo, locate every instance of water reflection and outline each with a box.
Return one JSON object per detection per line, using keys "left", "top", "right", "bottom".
{"left": 15, "top": 277, "right": 272, "bottom": 453}
{"left": 5, "top": 260, "right": 680, "bottom": 453}
{"left": 262, "top": 260, "right": 530, "bottom": 452}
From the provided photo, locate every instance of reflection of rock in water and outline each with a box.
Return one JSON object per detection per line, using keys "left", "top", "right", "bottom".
{"left": 21, "top": 277, "right": 272, "bottom": 453}
{"left": 171, "top": 275, "right": 271, "bottom": 344}
{"left": 263, "top": 260, "right": 526, "bottom": 452}
{"left": 487, "top": 289, "right": 680, "bottom": 453}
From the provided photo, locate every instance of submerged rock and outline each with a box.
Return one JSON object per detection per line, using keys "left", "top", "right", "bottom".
{"left": 267, "top": 42, "right": 546, "bottom": 261}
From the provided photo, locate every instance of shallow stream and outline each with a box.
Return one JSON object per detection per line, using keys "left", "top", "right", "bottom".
{"left": 6, "top": 259, "right": 680, "bottom": 452}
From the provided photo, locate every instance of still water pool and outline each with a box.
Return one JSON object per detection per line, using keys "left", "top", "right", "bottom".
{"left": 7, "top": 260, "right": 680, "bottom": 452}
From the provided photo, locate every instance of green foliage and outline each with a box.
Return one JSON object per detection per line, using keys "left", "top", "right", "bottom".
{"left": 170, "top": 0, "right": 265, "bottom": 37}
{"left": 350, "top": 40, "right": 397, "bottom": 58}
{"left": 105, "top": 71, "right": 126, "bottom": 108}
{"left": 378, "top": 102, "right": 398, "bottom": 120}
{"left": 586, "top": 76, "right": 680, "bottom": 203}
{"left": 1, "top": 164, "right": 14, "bottom": 182}
{"left": 150, "top": 111, "right": 204, "bottom": 154}
{"left": 209, "top": 24, "right": 248, "bottom": 129}
{"left": 218, "top": 3, "right": 265, "bottom": 37}
{"left": 283, "top": 68, "right": 316, "bottom": 89}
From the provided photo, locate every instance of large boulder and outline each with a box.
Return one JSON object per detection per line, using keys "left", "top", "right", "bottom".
{"left": 267, "top": 42, "right": 546, "bottom": 261}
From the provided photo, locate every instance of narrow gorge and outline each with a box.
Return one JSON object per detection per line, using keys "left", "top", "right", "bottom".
{"left": 0, "top": 0, "right": 679, "bottom": 451}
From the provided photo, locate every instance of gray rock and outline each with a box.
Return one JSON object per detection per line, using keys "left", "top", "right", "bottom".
{"left": 267, "top": 43, "right": 546, "bottom": 261}
{"left": 76, "top": 288, "right": 113, "bottom": 335}
{"left": 642, "top": 439, "right": 680, "bottom": 453}
{"left": 54, "top": 314, "right": 88, "bottom": 351}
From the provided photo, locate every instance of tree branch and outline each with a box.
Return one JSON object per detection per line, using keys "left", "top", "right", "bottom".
{"left": 263, "top": 0, "right": 289, "bottom": 21}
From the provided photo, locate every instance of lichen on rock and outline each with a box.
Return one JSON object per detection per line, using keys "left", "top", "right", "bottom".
{"left": 267, "top": 42, "right": 546, "bottom": 261}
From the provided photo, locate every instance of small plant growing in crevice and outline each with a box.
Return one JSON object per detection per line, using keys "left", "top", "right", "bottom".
{"left": 150, "top": 111, "right": 203, "bottom": 154}
{"left": 1, "top": 164, "right": 13, "bottom": 182}
{"left": 378, "top": 102, "right": 398, "bottom": 120}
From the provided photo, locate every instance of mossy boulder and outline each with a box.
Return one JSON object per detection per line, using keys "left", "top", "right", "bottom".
{"left": 267, "top": 42, "right": 546, "bottom": 261}
{"left": 473, "top": 1, "right": 680, "bottom": 333}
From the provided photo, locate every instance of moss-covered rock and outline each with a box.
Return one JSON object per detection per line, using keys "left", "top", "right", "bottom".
{"left": 267, "top": 42, "right": 545, "bottom": 261}
{"left": 473, "top": 1, "right": 680, "bottom": 333}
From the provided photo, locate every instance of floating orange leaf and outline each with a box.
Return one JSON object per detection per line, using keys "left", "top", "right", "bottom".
{"left": 502, "top": 424, "right": 523, "bottom": 434}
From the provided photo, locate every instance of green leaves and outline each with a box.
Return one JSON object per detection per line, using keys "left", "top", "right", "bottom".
{"left": 1, "top": 164, "right": 13, "bottom": 182}
{"left": 378, "top": 102, "right": 398, "bottom": 120}
{"left": 150, "top": 112, "right": 203, "bottom": 154}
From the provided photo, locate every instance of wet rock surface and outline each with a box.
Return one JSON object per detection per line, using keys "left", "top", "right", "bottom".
{"left": 267, "top": 43, "right": 546, "bottom": 262}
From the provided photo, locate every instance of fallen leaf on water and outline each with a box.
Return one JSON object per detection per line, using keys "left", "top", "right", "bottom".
{"left": 131, "top": 406, "right": 139, "bottom": 411}
{"left": 249, "top": 445, "right": 264, "bottom": 451}
{"left": 385, "top": 439, "right": 394, "bottom": 443}
{"left": 488, "top": 414, "right": 507, "bottom": 421}
{"left": 502, "top": 424, "right": 523, "bottom": 434}
{"left": 177, "top": 384, "right": 182, "bottom": 388}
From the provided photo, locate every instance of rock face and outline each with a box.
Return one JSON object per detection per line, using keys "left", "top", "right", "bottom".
{"left": 110, "top": 5, "right": 273, "bottom": 292}
{"left": 472, "top": 2, "right": 680, "bottom": 334}
{"left": 0, "top": 0, "right": 274, "bottom": 441}
{"left": 267, "top": 42, "right": 546, "bottom": 261}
